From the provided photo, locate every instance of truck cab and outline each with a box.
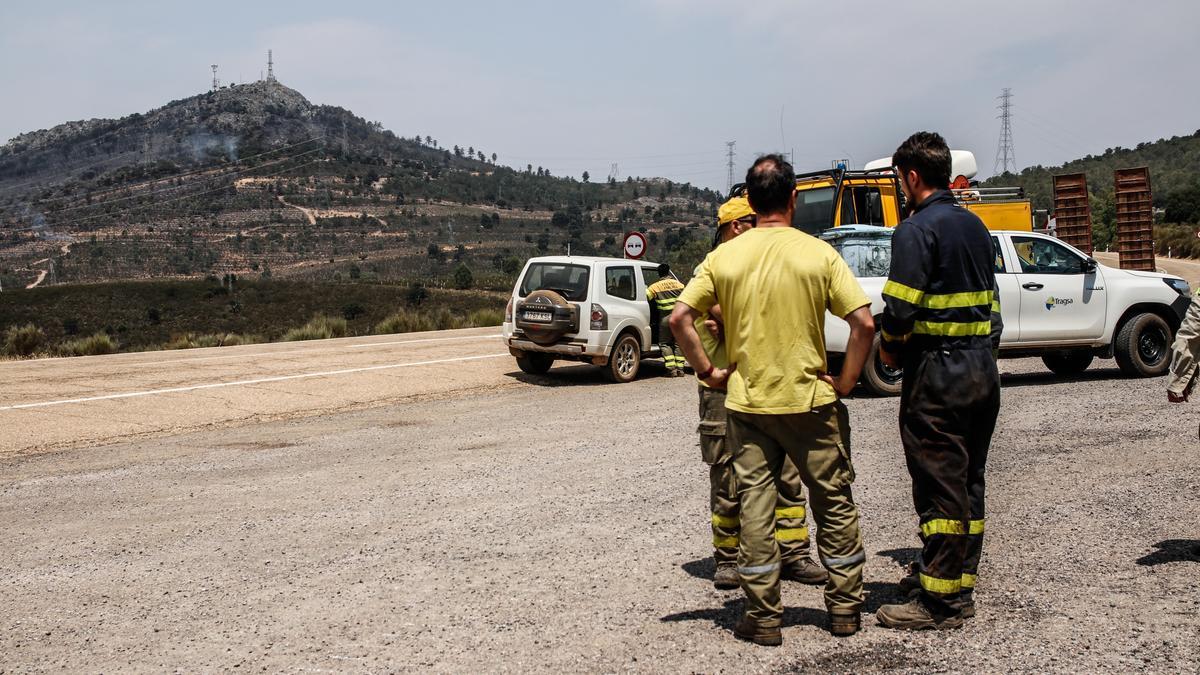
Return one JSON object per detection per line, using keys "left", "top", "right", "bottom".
{"left": 746, "top": 150, "right": 1034, "bottom": 235}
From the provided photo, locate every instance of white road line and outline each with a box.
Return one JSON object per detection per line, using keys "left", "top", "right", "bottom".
{"left": 131, "top": 333, "right": 504, "bottom": 365}
{"left": 0, "top": 333, "right": 505, "bottom": 368}
{"left": 349, "top": 334, "right": 502, "bottom": 349}
{"left": 0, "top": 353, "right": 509, "bottom": 411}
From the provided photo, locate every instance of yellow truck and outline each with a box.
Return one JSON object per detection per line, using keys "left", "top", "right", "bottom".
{"left": 734, "top": 150, "right": 1033, "bottom": 234}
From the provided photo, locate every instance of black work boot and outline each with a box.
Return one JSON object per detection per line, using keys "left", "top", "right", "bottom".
{"left": 733, "top": 615, "right": 782, "bottom": 646}
{"left": 897, "top": 562, "right": 921, "bottom": 595}
{"left": 781, "top": 557, "right": 829, "bottom": 585}
{"left": 876, "top": 597, "right": 963, "bottom": 631}
{"left": 828, "top": 610, "right": 861, "bottom": 637}
{"left": 960, "top": 591, "right": 976, "bottom": 619}
{"left": 713, "top": 563, "right": 740, "bottom": 590}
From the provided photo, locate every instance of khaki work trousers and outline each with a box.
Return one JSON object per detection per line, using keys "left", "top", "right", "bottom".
{"left": 728, "top": 402, "right": 864, "bottom": 626}
{"left": 698, "top": 386, "right": 811, "bottom": 565}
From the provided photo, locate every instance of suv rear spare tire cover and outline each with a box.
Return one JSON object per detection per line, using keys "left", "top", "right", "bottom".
{"left": 516, "top": 290, "right": 579, "bottom": 345}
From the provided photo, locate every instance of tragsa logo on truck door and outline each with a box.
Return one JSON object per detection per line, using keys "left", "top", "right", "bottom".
{"left": 1045, "top": 296, "right": 1074, "bottom": 311}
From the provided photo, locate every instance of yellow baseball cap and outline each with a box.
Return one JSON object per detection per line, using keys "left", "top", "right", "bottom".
{"left": 717, "top": 196, "right": 755, "bottom": 225}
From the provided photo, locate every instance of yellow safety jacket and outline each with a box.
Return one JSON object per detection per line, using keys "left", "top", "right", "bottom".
{"left": 647, "top": 278, "right": 685, "bottom": 314}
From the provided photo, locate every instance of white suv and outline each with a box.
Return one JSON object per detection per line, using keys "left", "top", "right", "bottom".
{"left": 823, "top": 225, "right": 1192, "bottom": 396}
{"left": 502, "top": 255, "right": 670, "bottom": 382}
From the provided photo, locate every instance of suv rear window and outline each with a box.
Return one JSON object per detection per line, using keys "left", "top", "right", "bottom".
{"left": 520, "top": 263, "right": 591, "bottom": 301}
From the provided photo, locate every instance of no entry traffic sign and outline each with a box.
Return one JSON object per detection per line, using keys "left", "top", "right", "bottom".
{"left": 623, "top": 231, "right": 647, "bottom": 259}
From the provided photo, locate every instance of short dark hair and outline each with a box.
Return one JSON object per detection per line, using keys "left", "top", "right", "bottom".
{"left": 893, "top": 132, "right": 951, "bottom": 188}
{"left": 744, "top": 154, "right": 795, "bottom": 216}
{"left": 657, "top": 263, "right": 670, "bottom": 276}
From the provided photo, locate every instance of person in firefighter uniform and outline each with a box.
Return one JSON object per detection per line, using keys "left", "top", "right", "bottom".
{"left": 647, "top": 264, "right": 687, "bottom": 376}
{"left": 875, "top": 132, "right": 1003, "bottom": 630}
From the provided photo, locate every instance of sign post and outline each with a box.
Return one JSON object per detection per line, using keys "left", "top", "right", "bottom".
{"left": 623, "top": 231, "right": 647, "bottom": 260}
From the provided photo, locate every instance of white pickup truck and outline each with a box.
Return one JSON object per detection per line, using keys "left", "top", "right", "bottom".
{"left": 823, "top": 225, "right": 1193, "bottom": 396}
{"left": 501, "top": 255, "right": 670, "bottom": 383}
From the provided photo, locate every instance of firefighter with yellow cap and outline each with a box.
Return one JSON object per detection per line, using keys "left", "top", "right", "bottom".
{"left": 695, "top": 195, "right": 828, "bottom": 591}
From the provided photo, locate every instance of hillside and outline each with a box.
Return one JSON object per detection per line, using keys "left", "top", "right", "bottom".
{"left": 981, "top": 130, "right": 1200, "bottom": 250}
{"left": 0, "top": 80, "right": 721, "bottom": 292}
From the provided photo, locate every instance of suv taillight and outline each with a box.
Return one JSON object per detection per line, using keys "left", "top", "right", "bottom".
{"left": 590, "top": 303, "right": 608, "bottom": 330}
{"left": 505, "top": 298, "right": 513, "bottom": 323}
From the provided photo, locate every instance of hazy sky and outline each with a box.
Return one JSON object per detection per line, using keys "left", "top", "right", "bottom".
{"left": 2, "top": 1, "right": 1197, "bottom": 190}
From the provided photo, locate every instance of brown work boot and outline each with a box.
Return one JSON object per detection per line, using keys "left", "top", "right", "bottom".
{"left": 828, "top": 610, "right": 861, "bottom": 637}
{"left": 781, "top": 557, "right": 829, "bottom": 585}
{"left": 713, "top": 564, "right": 740, "bottom": 590}
{"left": 733, "top": 615, "right": 782, "bottom": 647}
{"left": 876, "top": 597, "right": 963, "bottom": 631}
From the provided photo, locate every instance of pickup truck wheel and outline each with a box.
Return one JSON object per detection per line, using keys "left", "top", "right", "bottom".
{"left": 861, "top": 333, "right": 903, "bottom": 397}
{"left": 606, "top": 333, "right": 641, "bottom": 383}
{"left": 1041, "top": 350, "right": 1094, "bottom": 376}
{"left": 516, "top": 352, "right": 554, "bottom": 375}
{"left": 1113, "top": 312, "right": 1171, "bottom": 377}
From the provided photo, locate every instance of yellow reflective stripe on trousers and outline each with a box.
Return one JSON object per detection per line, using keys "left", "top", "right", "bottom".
{"left": 961, "top": 573, "right": 977, "bottom": 589}
{"left": 774, "top": 527, "right": 809, "bottom": 542}
{"left": 920, "top": 290, "right": 993, "bottom": 309}
{"left": 969, "top": 519, "right": 985, "bottom": 535}
{"left": 881, "top": 330, "right": 910, "bottom": 343}
{"left": 921, "top": 518, "right": 965, "bottom": 537}
{"left": 883, "top": 280, "right": 925, "bottom": 305}
{"left": 713, "top": 535, "right": 739, "bottom": 548}
{"left": 912, "top": 320, "right": 992, "bottom": 337}
{"left": 920, "top": 572, "right": 962, "bottom": 594}
{"left": 774, "top": 506, "right": 806, "bottom": 519}
{"left": 711, "top": 513, "right": 739, "bottom": 529}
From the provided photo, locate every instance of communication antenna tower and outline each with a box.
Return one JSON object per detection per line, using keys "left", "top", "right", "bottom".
{"left": 994, "top": 88, "right": 1016, "bottom": 175}
{"left": 267, "top": 50, "right": 276, "bottom": 82}
{"left": 211, "top": 65, "right": 219, "bottom": 91}
{"left": 609, "top": 163, "right": 619, "bottom": 181}
{"left": 725, "top": 141, "right": 736, "bottom": 193}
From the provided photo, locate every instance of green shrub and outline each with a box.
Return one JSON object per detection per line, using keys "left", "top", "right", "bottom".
{"left": 453, "top": 264, "right": 474, "bottom": 290}
{"left": 430, "top": 307, "right": 464, "bottom": 330}
{"left": 374, "top": 308, "right": 436, "bottom": 334}
{"left": 58, "top": 332, "right": 118, "bottom": 356}
{"left": 165, "top": 332, "right": 262, "bottom": 349}
{"left": 282, "top": 314, "right": 348, "bottom": 341}
{"left": 3, "top": 323, "right": 46, "bottom": 356}
{"left": 466, "top": 309, "right": 504, "bottom": 327}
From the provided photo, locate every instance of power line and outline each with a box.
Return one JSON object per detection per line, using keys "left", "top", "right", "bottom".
{"left": 994, "top": 88, "right": 1016, "bottom": 175}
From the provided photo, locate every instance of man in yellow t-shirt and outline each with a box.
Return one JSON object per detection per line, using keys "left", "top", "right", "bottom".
{"left": 671, "top": 154, "right": 875, "bottom": 644}
{"left": 696, "top": 196, "right": 828, "bottom": 591}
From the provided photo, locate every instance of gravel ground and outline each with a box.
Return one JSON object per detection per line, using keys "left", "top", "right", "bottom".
{"left": 1, "top": 357, "right": 1198, "bottom": 672}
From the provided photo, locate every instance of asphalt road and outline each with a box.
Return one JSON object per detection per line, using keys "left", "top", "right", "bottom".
{"left": 2, "top": 330, "right": 1198, "bottom": 672}
{"left": 1094, "top": 251, "right": 1200, "bottom": 286}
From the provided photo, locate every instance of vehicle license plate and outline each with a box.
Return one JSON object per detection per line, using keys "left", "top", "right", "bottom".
{"left": 523, "top": 311, "right": 552, "bottom": 322}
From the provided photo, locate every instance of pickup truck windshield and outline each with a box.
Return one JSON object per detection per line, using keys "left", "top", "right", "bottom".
{"left": 520, "top": 263, "right": 590, "bottom": 301}
{"left": 793, "top": 187, "right": 836, "bottom": 235}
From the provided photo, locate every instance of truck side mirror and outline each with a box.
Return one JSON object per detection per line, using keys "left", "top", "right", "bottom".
{"left": 1084, "top": 258, "right": 1098, "bottom": 273}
